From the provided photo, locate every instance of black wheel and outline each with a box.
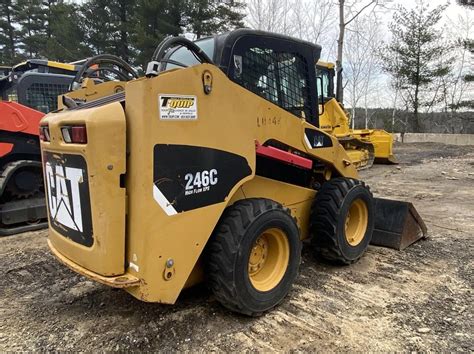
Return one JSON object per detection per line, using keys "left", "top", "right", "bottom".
{"left": 206, "top": 198, "right": 301, "bottom": 316}
{"left": 310, "top": 177, "right": 374, "bottom": 264}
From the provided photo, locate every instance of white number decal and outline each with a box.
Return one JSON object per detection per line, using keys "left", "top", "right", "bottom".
{"left": 185, "top": 169, "right": 218, "bottom": 191}
{"left": 201, "top": 170, "right": 209, "bottom": 186}
{"left": 185, "top": 173, "right": 193, "bottom": 190}
{"left": 210, "top": 169, "right": 218, "bottom": 185}
{"left": 194, "top": 172, "right": 202, "bottom": 188}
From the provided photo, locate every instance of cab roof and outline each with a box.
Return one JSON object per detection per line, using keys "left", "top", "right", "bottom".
{"left": 210, "top": 29, "right": 322, "bottom": 72}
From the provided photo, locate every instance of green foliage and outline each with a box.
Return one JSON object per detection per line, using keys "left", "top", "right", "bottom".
{"left": 184, "top": 0, "right": 245, "bottom": 39}
{"left": 15, "top": 0, "right": 47, "bottom": 57}
{"left": 133, "top": 0, "right": 184, "bottom": 69}
{"left": 0, "top": 0, "right": 21, "bottom": 64}
{"left": 42, "top": 2, "right": 93, "bottom": 61}
{"left": 0, "top": 0, "right": 246, "bottom": 69}
{"left": 380, "top": 3, "right": 452, "bottom": 132}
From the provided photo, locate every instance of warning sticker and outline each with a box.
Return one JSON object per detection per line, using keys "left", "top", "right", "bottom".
{"left": 159, "top": 94, "right": 198, "bottom": 120}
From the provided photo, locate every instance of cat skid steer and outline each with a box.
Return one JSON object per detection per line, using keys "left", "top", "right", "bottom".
{"left": 40, "top": 30, "right": 426, "bottom": 316}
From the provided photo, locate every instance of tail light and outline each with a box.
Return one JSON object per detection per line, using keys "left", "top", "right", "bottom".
{"left": 39, "top": 125, "right": 50, "bottom": 142}
{"left": 61, "top": 125, "right": 87, "bottom": 144}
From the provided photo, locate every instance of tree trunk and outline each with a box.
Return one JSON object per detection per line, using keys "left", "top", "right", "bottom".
{"left": 336, "top": 0, "right": 345, "bottom": 103}
{"left": 413, "top": 84, "right": 420, "bottom": 132}
{"left": 391, "top": 87, "right": 398, "bottom": 132}
{"left": 6, "top": 2, "right": 15, "bottom": 61}
{"left": 364, "top": 106, "right": 368, "bottom": 129}
{"left": 351, "top": 106, "right": 356, "bottom": 129}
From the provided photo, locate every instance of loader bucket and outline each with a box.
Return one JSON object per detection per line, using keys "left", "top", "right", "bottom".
{"left": 370, "top": 198, "right": 427, "bottom": 250}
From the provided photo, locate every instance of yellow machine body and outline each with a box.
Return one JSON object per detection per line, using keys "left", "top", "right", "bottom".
{"left": 41, "top": 62, "right": 357, "bottom": 304}
{"left": 40, "top": 32, "right": 424, "bottom": 313}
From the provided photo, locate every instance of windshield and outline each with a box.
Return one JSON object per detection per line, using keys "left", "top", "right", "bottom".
{"left": 166, "top": 37, "right": 215, "bottom": 70}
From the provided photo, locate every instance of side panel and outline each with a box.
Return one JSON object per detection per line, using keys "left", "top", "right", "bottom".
{"left": 123, "top": 64, "right": 357, "bottom": 303}
{"left": 124, "top": 67, "right": 257, "bottom": 303}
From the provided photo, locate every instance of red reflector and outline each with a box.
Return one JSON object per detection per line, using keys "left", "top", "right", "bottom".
{"left": 71, "top": 126, "right": 87, "bottom": 144}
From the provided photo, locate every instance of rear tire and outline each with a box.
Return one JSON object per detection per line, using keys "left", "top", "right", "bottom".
{"left": 206, "top": 198, "right": 301, "bottom": 316}
{"left": 310, "top": 177, "right": 374, "bottom": 264}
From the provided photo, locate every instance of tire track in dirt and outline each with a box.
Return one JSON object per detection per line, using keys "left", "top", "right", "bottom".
{"left": 1, "top": 143, "right": 473, "bottom": 351}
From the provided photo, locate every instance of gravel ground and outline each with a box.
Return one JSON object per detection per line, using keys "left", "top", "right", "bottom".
{"left": 1, "top": 142, "right": 473, "bottom": 351}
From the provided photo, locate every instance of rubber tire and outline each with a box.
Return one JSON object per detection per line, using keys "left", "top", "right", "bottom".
{"left": 206, "top": 198, "right": 301, "bottom": 316}
{"left": 310, "top": 177, "right": 374, "bottom": 265}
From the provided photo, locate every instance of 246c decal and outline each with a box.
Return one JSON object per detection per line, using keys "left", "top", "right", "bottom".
{"left": 153, "top": 145, "right": 252, "bottom": 214}
{"left": 184, "top": 169, "right": 218, "bottom": 195}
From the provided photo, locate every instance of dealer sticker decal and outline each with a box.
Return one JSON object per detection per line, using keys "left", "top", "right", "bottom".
{"left": 159, "top": 94, "right": 198, "bottom": 120}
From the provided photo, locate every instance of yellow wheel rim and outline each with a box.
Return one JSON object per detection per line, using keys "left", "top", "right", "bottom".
{"left": 344, "top": 198, "right": 369, "bottom": 246}
{"left": 248, "top": 228, "right": 289, "bottom": 292}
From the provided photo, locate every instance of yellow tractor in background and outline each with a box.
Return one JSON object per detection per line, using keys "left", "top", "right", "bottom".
{"left": 40, "top": 30, "right": 425, "bottom": 316}
{"left": 316, "top": 60, "right": 396, "bottom": 170}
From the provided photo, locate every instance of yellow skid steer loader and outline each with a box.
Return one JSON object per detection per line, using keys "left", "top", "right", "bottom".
{"left": 40, "top": 30, "right": 425, "bottom": 316}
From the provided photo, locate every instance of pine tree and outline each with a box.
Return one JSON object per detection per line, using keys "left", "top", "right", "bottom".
{"left": 80, "top": 0, "right": 139, "bottom": 63}
{"left": 133, "top": 0, "right": 184, "bottom": 69}
{"left": 80, "top": 0, "right": 115, "bottom": 56}
{"left": 214, "top": 0, "right": 246, "bottom": 32}
{"left": 108, "top": 0, "right": 138, "bottom": 62}
{"left": 381, "top": 3, "right": 452, "bottom": 132}
{"left": 185, "top": 0, "right": 245, "bottom": 39}
{"left": 15, "top": 0, "right": 47, "bottom": 57}
{"left": 0, "top": 0, "right": 21, "bottom": 64}
{"left": 43, "top": 1, "right": 92, "bottom": 61}
{"left": 456, "top": 0, "right": 474, "bottom": 109}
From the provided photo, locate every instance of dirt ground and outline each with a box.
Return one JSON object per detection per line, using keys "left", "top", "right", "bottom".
{"left": 1, "top": 142, "right": 473, "bottom": 351}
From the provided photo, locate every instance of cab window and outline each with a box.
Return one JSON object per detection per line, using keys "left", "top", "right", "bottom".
{"left": 166, "top": 38, "right": 215, "bottom": 69}
{"left": 233, "top": 45, "right": 312, "bottom": 119}
{"left": 315, "top": 67, "right": 330, "bottom": 99}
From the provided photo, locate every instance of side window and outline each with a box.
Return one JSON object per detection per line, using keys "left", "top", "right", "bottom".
{"left": 234, "top": 46, "right": 312, "bottom": 119}
{"left": 166, "top": 38, "right": 215, "bottom": 70}
{"left": 315, "top": 67, "right": 330, "bottom": 99}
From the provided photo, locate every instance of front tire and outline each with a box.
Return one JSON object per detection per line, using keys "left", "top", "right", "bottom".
{"left": 206, "top": 198, "right": 301, "bottom": 316}
{"left": 310, "top": 178, "right": 374, "bottom": 264}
